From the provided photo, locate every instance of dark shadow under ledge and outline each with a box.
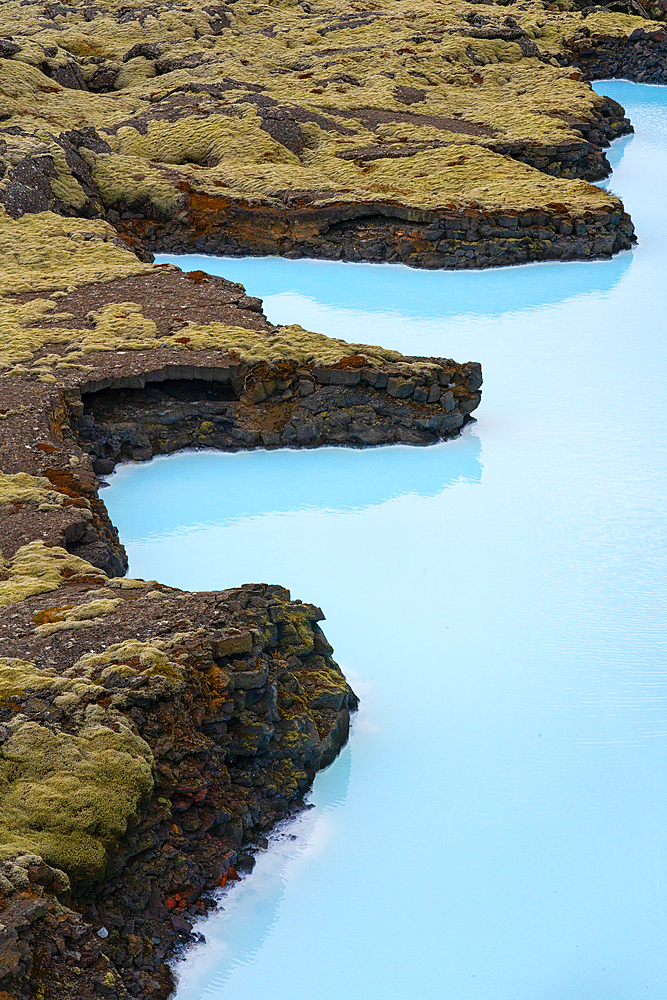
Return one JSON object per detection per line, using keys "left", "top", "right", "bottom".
{"left": 0, "top": 265, "right": 481, "bottom": 1000}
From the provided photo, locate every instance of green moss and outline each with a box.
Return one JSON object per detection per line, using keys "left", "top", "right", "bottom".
{"left": 171, "top": 320, "right": 410, "bottom": 367}
{"left": 34, "top": 598, "right": 124, "bottom": 637}
{"left": 0, "top": 472, "right": 66, "bottom": 509}
{"left": 0, "top": 275, "right": 432, "bottom": 373}
{"left": 73, "top": 638, "right": 186, "bottom": 686}
{"left": 0, "top": 656, "right": 98, "bottom": 706}
{"left": 0, "top": 541, "right": 108, "bottom": 607}
{"left": 280, "top": 613, "right": 316, "bottom": 657}
{"left": 0, "top": 209, "right": 153, "bottom": 297}
{"left": 0, "top": 0, "right": 645, "bottom": 242}
{"left": 108, "top": 111, "right": 294, "bottom": 168}
{"left": 92, "top": 155, "right": 185, "bottom": 220}
{"left": 0, "top": 720, "right": 153, "bottom": 884}
{"left": 0, "top": 0, "right": 647, "bottom": 379}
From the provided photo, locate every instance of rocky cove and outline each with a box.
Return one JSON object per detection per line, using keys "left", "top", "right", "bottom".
{"left": 0, "top": 578, "right": 359, "bottom": 1000}
{"left": 0, "top": 257, "right": 480, "bottom": 999}
{"left": 0, "top": 1, "right": 665, "bottom": 998}
{"left": 136, "top": 81, "right": 667, "bottom": 1000}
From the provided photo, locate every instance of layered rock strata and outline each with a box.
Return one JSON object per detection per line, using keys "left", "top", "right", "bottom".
{"left": 2, "top": 0, "right": 665, "bottom": 269}
{"left": 78, "top": 354, "right": 481, "bottom": 483}
{"left": 146, "top": 195, "right": 634, "bottom": 268}
{"left": 0, "top": 575, "right": 357, "bottom": 1000}
{"left": 0, "top": 233, "right": 482, "bottom": 1000}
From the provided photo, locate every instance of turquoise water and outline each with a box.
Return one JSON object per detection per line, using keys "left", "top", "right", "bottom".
{"left": 104, "top": 81, "right": 667, "bottom": 999}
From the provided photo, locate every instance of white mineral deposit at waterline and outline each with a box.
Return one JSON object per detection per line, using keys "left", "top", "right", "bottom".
{"left": 104, "top": 81, "right": 667, "bottom": 1000}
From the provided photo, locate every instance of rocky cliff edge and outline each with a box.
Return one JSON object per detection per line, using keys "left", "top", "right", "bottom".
{"left": 0, "top": 211, "right": 481, "bottom": 999}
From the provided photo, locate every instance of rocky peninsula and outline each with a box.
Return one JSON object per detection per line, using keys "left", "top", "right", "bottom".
{"left": 0, "top": 0, "right": 663, "bottom": 997}
{"left": 4, "top": 0, "right": 667, "bottom": 268}
{"left": 0, "top": 214, "right": 481, "bottom": 1000}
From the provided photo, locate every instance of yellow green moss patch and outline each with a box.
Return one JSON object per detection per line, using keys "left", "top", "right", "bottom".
{"left": 92, "top": 155, "right": 186, "bottom": 221}
{"left": 0, "top": 209, "right": 153, "bottom": 297}
{"left": 0, "top": 285, "right": 430, "bottom": 373}
{"left": 0, "top": 656, "right": 99, "bottom": 706}
{"left": 72, "top": 638, "right": 186, "bottom": 686}
{"left": 0, "top": 720, "right": 154, "bottom": 884}
{"left": 34, "top": 598, "right": 124, "bottom": 637}
{"left": 169, "top": 320, "right": 408, "bottom": 367}
{"left": 0, "top": 0, "right": 643, "bottom": 243}
{"left": 0, "top": 472, "right": 66, "bottom": 509}
{"left": 0, "top": 542, "right": 107, "bottom": 607}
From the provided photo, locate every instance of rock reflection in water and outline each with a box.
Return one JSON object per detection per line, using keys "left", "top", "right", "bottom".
{"left": 104, "top": 81, "right": 667, "bottom": 1000}
{"left": 104, "top": 431, "right": 482, "bottom": 590}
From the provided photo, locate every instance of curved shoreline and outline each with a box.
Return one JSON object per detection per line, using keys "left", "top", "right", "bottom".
{"left": 0, "top": 0, "right": 665, "bottom": 996}
{"left": 124, "top": 176, "right": 637, "bottom": 269}
{"left": 2, "top": 2, "right": 665, "bottom": 272}
{"left": 0, "top": 263, "right": 480, "bottom": 1000}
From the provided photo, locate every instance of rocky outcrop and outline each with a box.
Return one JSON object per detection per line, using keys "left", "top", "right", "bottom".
{"left": 0, "top": 258, "right": 482, "bottom": 577}
{"left": 77, "top": 353, "right": 481, "bottom": 472}
{"left": 134, "top": 193, "right": 635, "bottom": 268}
{"left": 0, "top": 342, "right": 480, "bottom": 581}
{"left": 0, "top": 234, "right": 481, "bottom": 999}
{"left": 68, "top": 353, "right": 479, "bottom": 573}
{"left": 0, "top": 0, "right": 660, "bottom": 270}
{"left": 0, "top": 578, "right": 358, "bottom": 1000}
{"left": 564, "top": 25, "right": 667, "bottom": 82}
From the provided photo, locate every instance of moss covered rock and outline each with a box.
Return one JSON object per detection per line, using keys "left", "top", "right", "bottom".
{"left": 0, "top": 719, "right": 154, "bottom": 883}
{"left": 0, "top": 0, "right": 660, "bottom": 268}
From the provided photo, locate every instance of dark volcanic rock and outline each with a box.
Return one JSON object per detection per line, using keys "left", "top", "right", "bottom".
{"left": 0, "top": 580, "right": 358, "bottom": 1000}
{"left": 0, "top": 255, "right": 481, "bottom": 1000}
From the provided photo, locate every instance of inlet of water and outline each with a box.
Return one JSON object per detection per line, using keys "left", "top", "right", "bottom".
{"left": 104, "top": 81, "right": 667, "bottom": 1000}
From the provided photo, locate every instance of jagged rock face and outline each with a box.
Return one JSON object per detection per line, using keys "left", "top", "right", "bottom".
{"left": 0, "top": 580, "right": 358, "bottom": 999}
{"left": 0, "top": 352, "right": 480, "bottom": 577}
{"left": 0, "top": 0, "right": 662, "bottom": 267}
{"left": 565, "top": 24, "right": 667, "bottom": 81}
{"left": 0, "top": 253, "right": 481, "bottom": 1000}
{"left": 65, "top": 357, "right": 479, "bottom": 572}
{"left": 76, "top": 358, "right": 481, "bottom": 475}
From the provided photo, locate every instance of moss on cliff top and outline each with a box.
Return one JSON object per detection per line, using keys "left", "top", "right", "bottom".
{"left": 0, "top": 278, "right": 418, "bottom": 373}
{"left": 0, "top": 0, "right": 650, "bottom": 232}
{"left": 96, "top": 118, "right": 622, "bottom": 217}
{"left": 0, "top": 209, "right": 153, "bottom": 296}
{"left": 72, "top": 637, "right": 185, "bottom": 684}
{"left": 0, "top": 472, "right": 66, "bottom": 509}
{"left": 0, "top": 656, "right": 99, "bottom": 707}
{"left": 0, "top": 205, "right": 423, "bottom": 372}
{"left": 0, "top": 542, "right": 107, "bottom": 607}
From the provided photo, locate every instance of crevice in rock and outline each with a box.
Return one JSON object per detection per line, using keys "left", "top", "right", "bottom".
{"left": 80, "top": 378, "right": 241, "bottom": 472}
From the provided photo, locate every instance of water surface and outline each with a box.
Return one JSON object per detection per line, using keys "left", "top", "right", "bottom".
{"left": 105, "top": 82, "right": 667, "bottom": 1000}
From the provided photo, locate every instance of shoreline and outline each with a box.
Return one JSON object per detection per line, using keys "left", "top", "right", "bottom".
{"left": 0, "top": 263, "right": 480, "bottom": 1000}
{"left": 0, "top": 0, "right": 665, "bottom": 995}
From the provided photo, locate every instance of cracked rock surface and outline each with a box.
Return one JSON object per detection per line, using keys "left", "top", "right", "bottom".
{"left": 2, "top": 0, "right": 664, "bottom": 267}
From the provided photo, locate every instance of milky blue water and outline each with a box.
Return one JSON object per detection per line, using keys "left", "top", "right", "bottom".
{"left": 104, "top": 81, "right": 667, "bottom": 999}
